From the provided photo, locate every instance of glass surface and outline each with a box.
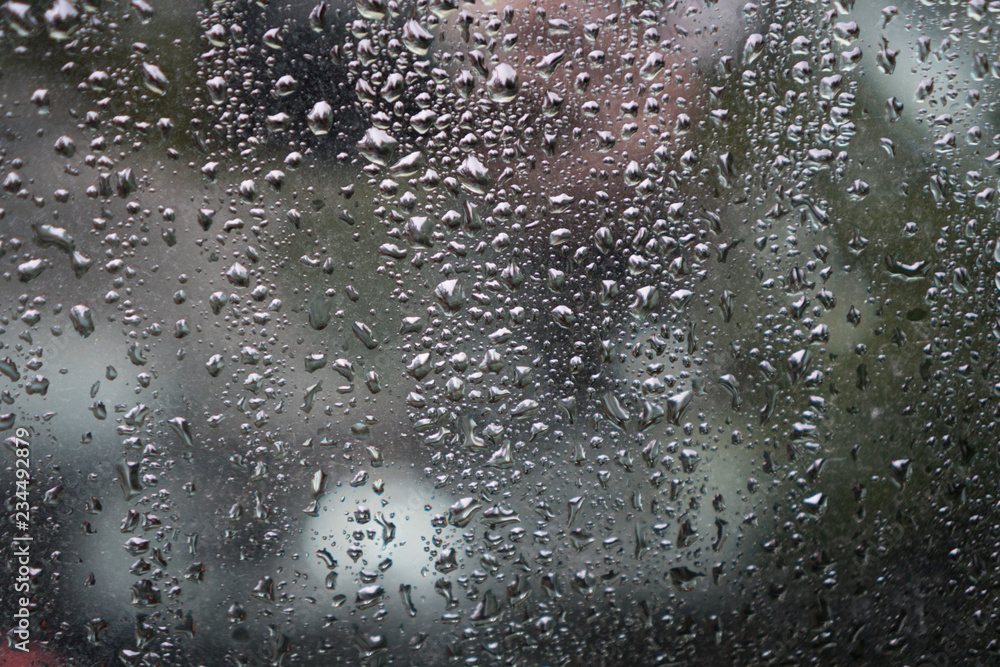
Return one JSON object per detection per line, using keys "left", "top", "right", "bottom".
{"left": 0, "top": 0, "right": 998, "bottom": 664}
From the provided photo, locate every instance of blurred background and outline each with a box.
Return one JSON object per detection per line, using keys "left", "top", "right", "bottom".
{"left": 0, "top": 0, "right": 998, "bottom": 664}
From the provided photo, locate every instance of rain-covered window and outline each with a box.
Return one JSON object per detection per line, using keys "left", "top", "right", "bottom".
{"left": 1, "top": 0, "right": 998, "bottom": 664}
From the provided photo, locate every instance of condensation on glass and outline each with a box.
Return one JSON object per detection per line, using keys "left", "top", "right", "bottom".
{"left": 0, "top": 0, "right": 997, "bottom": 664}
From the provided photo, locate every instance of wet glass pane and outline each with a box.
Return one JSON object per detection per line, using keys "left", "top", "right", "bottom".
{"left": 1, "top": 0, "right": 998, "bottom": 664}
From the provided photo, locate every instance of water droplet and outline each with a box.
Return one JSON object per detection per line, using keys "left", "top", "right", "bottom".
{"left": 141, "top": 62, "right": 169, "bottom": 95}
{"left": 68, "top": 304, "right": 94, "bottom": 337}
{"left": 402, "top": 19, "right": 434, "bottom": 55}
{"left": 486, "top": 63, "right": 519, "bottom": 103}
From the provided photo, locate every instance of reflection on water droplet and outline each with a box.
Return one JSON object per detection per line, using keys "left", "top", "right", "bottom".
{"left": 141, "top": 62, "right": 169, "bottom": 95}
{"left": 486, "top": 63, "right": 519, "bottom": 103}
